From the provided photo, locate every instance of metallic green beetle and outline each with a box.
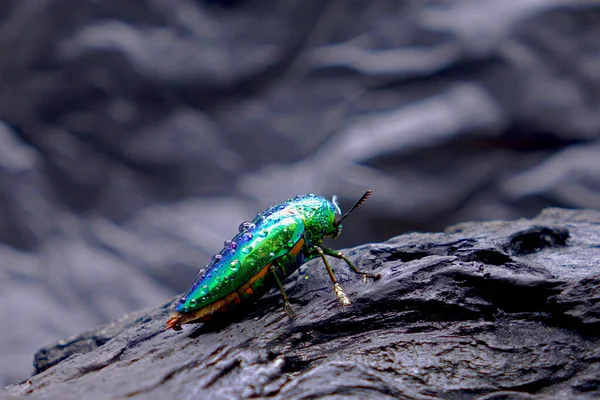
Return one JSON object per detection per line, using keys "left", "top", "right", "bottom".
{"left": 166, "top": 191, "right": 379, "bottom": 331}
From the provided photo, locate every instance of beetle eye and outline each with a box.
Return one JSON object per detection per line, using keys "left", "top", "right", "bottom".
{"left": 332, "top": 195, "right": 342, "bottom": 214}
{"left": 334, "top": 212, "right": 342, "bottom": 227}
{"left": 332, "top": 195, "right": 343, "bottom": 227}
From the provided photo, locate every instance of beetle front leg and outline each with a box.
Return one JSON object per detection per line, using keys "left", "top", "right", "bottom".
{"left": 320, "top": 247, "right": 381, "bottom": 283}
{"left": 270, "top": 264, "right": 297, "bottom": 319}
{"left": 315, "top": 246, "right": 351, "bottom": 306}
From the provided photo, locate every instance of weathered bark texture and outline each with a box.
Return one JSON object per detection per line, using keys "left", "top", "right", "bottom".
{"left": 5, "top": 208, "right": 600, "bottom": 399}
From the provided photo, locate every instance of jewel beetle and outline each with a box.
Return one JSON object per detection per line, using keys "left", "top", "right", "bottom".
{"left": 166, "top": 190, "right": 379, "bottom": 331}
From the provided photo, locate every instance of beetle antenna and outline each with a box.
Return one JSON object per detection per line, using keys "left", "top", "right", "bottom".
{"left": 340, "top": 190, "right": 373, "bottom": 223}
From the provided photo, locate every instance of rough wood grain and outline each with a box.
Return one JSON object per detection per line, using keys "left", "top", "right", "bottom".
{"left": 5, "top": 208, "right": 600, "bottom": 399}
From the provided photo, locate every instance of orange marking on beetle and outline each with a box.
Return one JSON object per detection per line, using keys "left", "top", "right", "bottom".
{"left": 166, "top": 263, "right": 273, "bottom": 329}
{"left": 209, "top": 299, "right": 226, "bottom": 314}
{"left": 165, "top": 315, "right": 182, "bottom": 331}
{"left": 288, "top": 237, "right": 305, "bottom": 257}
{"left": 237, "top": 263, "right": 271, "bottom": 296}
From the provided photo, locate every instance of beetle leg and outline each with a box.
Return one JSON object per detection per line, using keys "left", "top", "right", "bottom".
{"left": 320, "top": 247, "right": 381, "bottom": 283}
{"left": 270, "top": 265, "right": 297, "bottom": 319}
{"left": 315, "top": 246, "right": 351, "bottom": 306}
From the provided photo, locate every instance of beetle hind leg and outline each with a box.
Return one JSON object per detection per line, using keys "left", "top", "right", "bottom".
{"left": 271, "top": 265, "right": 297, "bottom": 319}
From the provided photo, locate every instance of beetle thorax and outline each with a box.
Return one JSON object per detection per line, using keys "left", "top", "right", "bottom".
{"left": 287, "top": 195, "right": 338, "bottom": 245}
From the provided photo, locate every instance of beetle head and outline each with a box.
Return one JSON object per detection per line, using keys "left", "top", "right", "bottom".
{"left": 331, "top": 195, "right": 343, "bottom": 239}
{"left": 330, "top": 190, "right": 373, "bottom": 239}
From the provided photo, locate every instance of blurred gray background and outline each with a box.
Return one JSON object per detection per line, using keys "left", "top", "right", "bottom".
{"left": 1, "top": 0, "right": 599, "bottom": 385}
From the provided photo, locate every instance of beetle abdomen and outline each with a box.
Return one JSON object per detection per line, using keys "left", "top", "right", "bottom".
{"left": 165, "top": 235, "right": 311, "bottom": 329}
{"left": 175, "top": 214, "right": 304, "bottom": 314}
{"left": 165, "top": 261, "right": 276, "bottom": 329}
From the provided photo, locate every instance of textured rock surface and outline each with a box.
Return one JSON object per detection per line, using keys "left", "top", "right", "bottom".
{"left": 2, "top": 0, "right": 600, "bottom": 386}
{"left": 5, "top": 208, "right": 600, "bottom": 399}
